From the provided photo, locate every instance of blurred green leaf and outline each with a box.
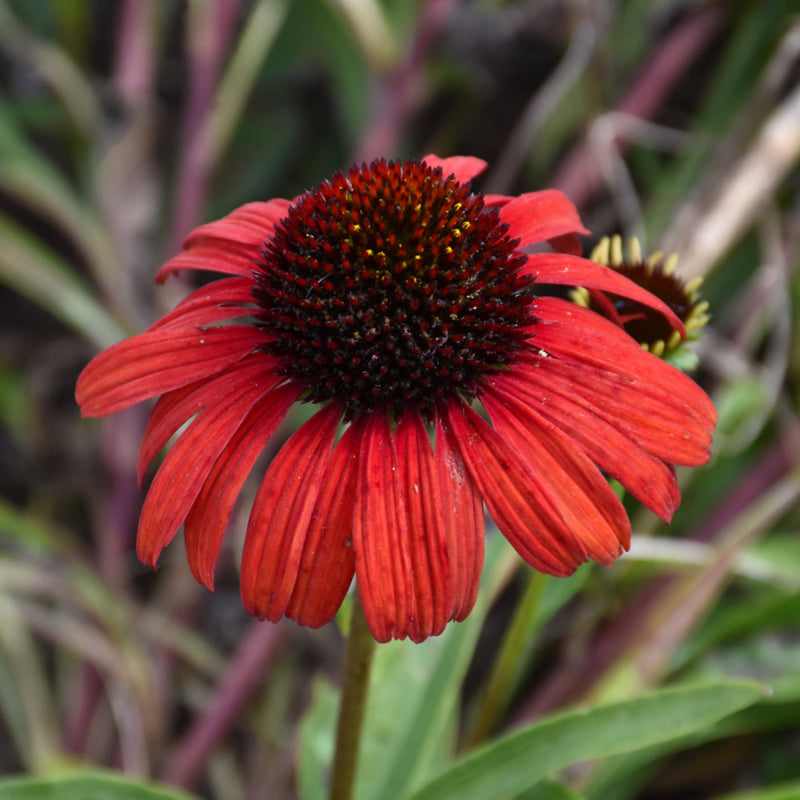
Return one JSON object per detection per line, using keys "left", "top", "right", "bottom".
{"left": 0, "top": 2, "right": 98, "bottom": 136}
{"left": 678, "top": 588, "right": 800, "bottom": 670}
{"left": 584, "top": 672, "right": 800, "bottom": 800}
{"left": 406, "top": 681, "right": 765, "bottom": 800}
{"left": 517, "top": 780, "right": 583, "bottom": 800}
{"left": 711, "top": 783, "right": 800, "bottom": 800}
{"left": 645, "top": 0, "right": 798, "bottom": 241}
{"left": 467, "top": 566, "right": 591, "bottom": 747}
{"left": 297, "top": 677, "right": 338, "bottom": 800}
{"left": 0, "top": 500, "right": 70, "bottom": 554}
{"left": 0, "top": 213, "right": 126, "bottom": 348}
{"left": 0, "top": 596, "right": 61, "bottom": 771}
{"left": 0, "top": 366, "right": 31, "bottom": 435}
{"left": 0, "top": 771, "right": 198, "bottom": 800}
{"left": 714, "top": 379, "right": 770, "bottom": 440}
{"left": 0, "top": 104, "right": 114, "bottom": 286}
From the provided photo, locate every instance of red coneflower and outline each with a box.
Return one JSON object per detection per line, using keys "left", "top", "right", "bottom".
{"left": 572, "top": 235, "right": 710, "bottom": 360}
{"left": 76, "top": 155, "right": 716, "bottom": 643}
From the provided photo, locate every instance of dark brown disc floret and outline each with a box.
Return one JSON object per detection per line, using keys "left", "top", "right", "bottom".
{"left": 252, "top": 159, "right": 535, "bottom": 418}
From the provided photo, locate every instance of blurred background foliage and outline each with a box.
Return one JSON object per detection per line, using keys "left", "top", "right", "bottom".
{"left": 1, "top": 0, "right": 800, "bottom": 798}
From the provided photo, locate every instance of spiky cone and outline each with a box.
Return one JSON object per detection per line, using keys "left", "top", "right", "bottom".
{"left": 572, "top": 235, "right": 709, "bottom": 367}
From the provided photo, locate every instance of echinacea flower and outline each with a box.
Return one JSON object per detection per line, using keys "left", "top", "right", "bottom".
{"left": 572, "top": 235, "right": 710, "bottom": 359}
{"left": 76, "top": 156, "right": 716, "bottom": 643}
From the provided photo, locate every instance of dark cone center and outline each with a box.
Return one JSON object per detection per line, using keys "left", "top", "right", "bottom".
{"left": 252, "top": 158, "right": 534, "bottom": 418}
{"left": 594, "top": 263, "right": 692, "bottom": 347}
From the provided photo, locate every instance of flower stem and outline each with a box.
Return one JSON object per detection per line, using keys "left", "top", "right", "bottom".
{"left": 465, "top": 569, "right": 548, "bottom": 747}
{"left": 329, "top": 593, "right": 376, "bottom": 800}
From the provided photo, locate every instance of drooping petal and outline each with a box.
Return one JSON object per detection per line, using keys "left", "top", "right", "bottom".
{"left": 183, "top": 382, "right": 302, "bottom": 588}
{"left": 532, "top": 298, "right": 716, "bottom": 462}
{"left": 441, "top": 402, "right": 587, "bottom": 577}
{"left": 481, "top": 389, "right": 630, "bottom": 563}
{"left": 393, "top": 410, "right": 454, "bottom": 639}
{"left": 527, "top": 254, "right": 686, "bottom": 336}
{"left": 350, "top": 409, "right": 484, "bottom": 642}
{"left": 521, "top": 352, "right": 711, "bottom": 467}
{"left": 155, "top": 200, "right": 291, "bottom": 283}
{"left": 498, "top": 190, "right": 590, "bottom": 248}
{"left": 76, "top": 325, "right": 269, "bottom": 417}
{"left": 351, "top": 410, "right": 414, "bottom": 642}
{"left": 491, "top": 368, "right": 680, "bottom": 522}
{"left": 422, "top": 154, "right": 488, "bottom": 184}
{"left": 136, "top": 353, "right": 282, "bottom": 483}
{"left": 149, "top": 277, "right": 256, "bottom": 331}
{"left": 285, "top": 422, "right": 361, "bottom": 629}
{"left": 239, "top": 403, "right": 343, "bottom": 624}
{"left": 434, "top": 411, "right": 484, "bottom": 621}
{"left": 137, "top": 380, "right": 207, "bottom": 484}
{"left": 136, "top": 366, "right": 280, "bottom": 567}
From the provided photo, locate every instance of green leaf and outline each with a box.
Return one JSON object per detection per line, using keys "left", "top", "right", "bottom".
{"left": 516, "top": 780, "right": 583, "bottom": 800}
{"left": 0, "top": 213, "right": 126, "bottom": 348}
{"left": 0, "top": 104, "right": 113, "bottom": 282}
{"left": 584, "top": 672, "right": 800, "bottom": 800}
{"left": 710, "top": 781, "right": 800, "bottom": 800}
{"left": 406, "top": 681, "right": 765, "bottom": 800}
{"left": 297, "top": 677, "right": 339, "bottom": 800}
{"left": 0, "top": 597, "right": 60, "bottom": 771}
{"left": 0, "top": 771, "right": 198, "bottom": 799}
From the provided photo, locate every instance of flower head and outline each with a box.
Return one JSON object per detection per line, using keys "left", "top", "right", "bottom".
{"left": 76, "top": 156, "right": 716, "bottom": 643}
{"left": 572, "top": 235, "right": 710, "bottom": 359}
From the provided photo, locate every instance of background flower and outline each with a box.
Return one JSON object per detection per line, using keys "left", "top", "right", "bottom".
{"left": 571, "top": 234, "right": 709, "bottom": 364}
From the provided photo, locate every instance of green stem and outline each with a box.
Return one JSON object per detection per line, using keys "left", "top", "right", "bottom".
{"left": 466, "top": 569, "right": 549, "bottom": 747}
{"left": 329, "top": 593, "right": 376, "bottom": 800}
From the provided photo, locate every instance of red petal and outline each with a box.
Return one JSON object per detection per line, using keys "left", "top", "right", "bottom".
{"left": 421, "top": 154, "right": 488, "bottom": 184}
{"left": 393, "top": 410, "right": 454, "bottom": 640}
{"left": 136, "top": 353, "right": 281, "bottom": 483}
{"left": 156, "top": 200, "right": 290, "bottom": 283}
{"left": 351, "top": 411, "right": 415, "bottom": 643}
{"left": 533, "top": 298, "right": 716, "bottom": 444}
{"left": 156, "top": 242, "right": 260, "bottom": 283}
{"left": 149, "top": 277, "right": 256, "bottom": 331}
{"left": 239, "top": 403, "right": 343, "bottom": 623}
{"left": 481, "top": 389, "right": 630, "bottom": 563}
{"left": 185, "top": 200, "right": 291, "bottom": 244}
{"left": 434, "top": 413, "right": 484, "bottom": 621}
{"left": 547, "top": 233, "right": 584, "bottom": 256}
{"left": 286, "top": 422, "right": 361, "bottom": 629}
{"left": 527, "top": 254, "right": 686, "bottom": 336}
{"left": 441, "top": 402, "right": 587, "bottom": 577}
{"left": 491, "top": 368, "right": 680, "bottom": 522}
{"left": 499, "top": 190, "right": 590, "bottom": 248}
{"left": 523, "top": 350, "right": 712, "bottom": 467}
{"left": 76, "top": 325, "right": 268, "bottom": 417}
{"left": 483, "top": 194, "right": 511, "bottom": 207}
{"left": 136, "top": 367, "right": 278, "bottom": 567}
{"left": 138, "top": 380, "right": 206, "bottom": 485}
{"left": 183, "top": 382, "right": 301, "bottom": 589}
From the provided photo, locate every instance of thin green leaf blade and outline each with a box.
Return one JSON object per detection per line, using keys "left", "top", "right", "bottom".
{"left": 0, "top": 214, "right": 126, "bottom": 348}
{"left": 711, "top": 782, "right": 800, "bottom": 800}
{"left": 0, "top": 771, "right": 198, "bottom": 800}
{"left": 407, "top": 681, "right": 766, "bottom": 800}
